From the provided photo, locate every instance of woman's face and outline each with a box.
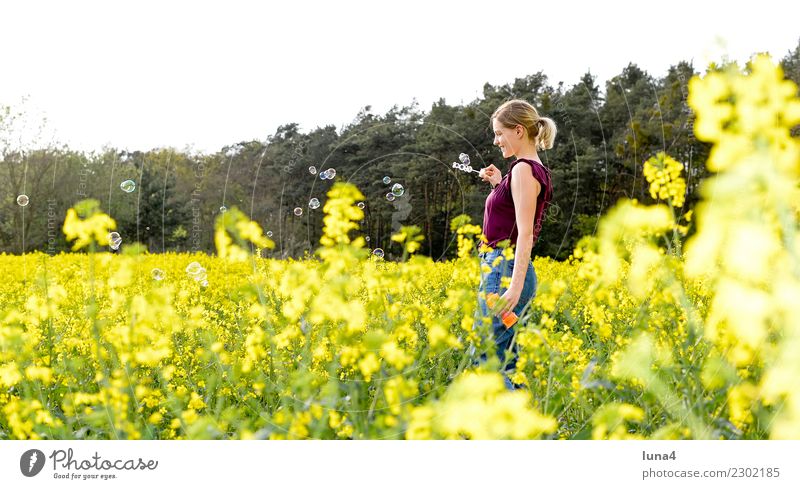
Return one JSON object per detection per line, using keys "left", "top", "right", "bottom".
{"left": 492, "top": 118, "right": 523, "bottom": 159}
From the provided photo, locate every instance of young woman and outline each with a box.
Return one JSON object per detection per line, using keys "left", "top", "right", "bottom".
{"left": 476, "top": 99, "right": 555, "bottom": 389}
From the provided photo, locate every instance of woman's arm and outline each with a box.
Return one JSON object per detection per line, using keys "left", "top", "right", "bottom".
{"left": 497, "top": 164, "right": 540, "bottom": 316}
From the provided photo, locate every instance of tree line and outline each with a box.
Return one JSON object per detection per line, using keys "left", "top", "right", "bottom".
{"left": 2, "top": 39, "right": 799, "bottom": 260}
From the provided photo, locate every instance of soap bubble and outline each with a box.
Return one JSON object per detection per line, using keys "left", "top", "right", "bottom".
{"left": 383, "top": 176, "right": 391, "bottom": 184}
{"left": 219, "top": 206, "right": 227, "bottom": 213}
{"left": 309, "top": 166, "right": 317, "bottom": 175}
{"left": 108, "top": 232, "right": 122, "bottom": 250}
{"left": 391, "top": 183, "right": 405, "bottom": 197}
{"left": 320, "top": 171, "right": 328, "bottom": 180}
{"left": 385, "top": 192, "right": 395, "bottom": 202}
{"left": 326, "top": 168, "right": 336, "bottom": 179}
{"left": 200, "top": 279, "right": 209, "bottom": 287}
{"left": 16, "top": 194, "right": 29, "bottom": 206}
{"left": 185, "top": 261, "right": 207, "bottom": 284}
{"left": 266, "top": 231, "right": 273, "bottom": 238}
{"left": 357, "top": 201, "right": 365, "bottom": 209}
{"left": 459, "top": 153, "right": 471, "bottom": 165}
{"left": 309, "top": 198, "right": 320, "bottom": 210}
{"left": 294, "top": 207, "right": 303, "bottom": 216}
{"left": 365, "top": 236, "right": 370, "bottom": 242}
{"left": 151, "top": 268, "right": 166, "bottom": 281}
{"left": 372, "top": 248, "right": 384, "bottom": 259}
{"left": 120, "top": 180, "right": 136, "bottom": 193}
{"left": 186, "top": 261, "right": 203, "bottom": 275}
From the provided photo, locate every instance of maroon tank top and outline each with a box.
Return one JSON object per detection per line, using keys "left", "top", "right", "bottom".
{"left": 482, "top": 158, "right": 553, "bottom": 249}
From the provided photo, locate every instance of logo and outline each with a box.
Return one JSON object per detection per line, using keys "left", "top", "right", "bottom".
{"left": 20, "top": 449, "right": 46, "bottom": 477}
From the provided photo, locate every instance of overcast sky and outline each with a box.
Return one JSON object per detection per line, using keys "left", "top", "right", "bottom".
{"left": 1, "top": 0, "right": 798, "bottom": 154}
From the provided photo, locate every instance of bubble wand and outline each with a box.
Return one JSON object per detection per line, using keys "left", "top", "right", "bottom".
{"left": 451, "top": 153, "right": 485, "bottom": 175}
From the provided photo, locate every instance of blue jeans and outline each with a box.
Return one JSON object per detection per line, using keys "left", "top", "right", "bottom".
{"left": 473, "top": 248, "right": 537, "bottom": 389}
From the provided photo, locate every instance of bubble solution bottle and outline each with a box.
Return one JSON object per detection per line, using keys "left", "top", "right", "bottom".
{"left": 486, "top": 293, "right": 518, "bottom": 328}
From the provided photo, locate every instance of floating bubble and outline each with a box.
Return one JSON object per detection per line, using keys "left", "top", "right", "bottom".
{"left": 365, "top": 236, "right": 370, "bottom": 242}
{"left": 326, "top": 168, "right": 336, "bottom": 179}
{"left": 266, "top": 231, "right": 273, "bottom": 238}
{"left": 108, "top": 232, "right": 122, "bottom": 250}
{"left": 309, "top": 166, "right": 317, "bottom": 175}
{"left": 385, "top": 192, "right": 396, "bottom": 202}
{"left": 219, "top": 206, "right": 227, "bottom": 213}
{"left": 151, "top": 268, "right": 166, "bottom": 281}
{"left": 186, "top": 261, "right": 207, "bottom": 284}
{"left": 120, "top": 180, "right": 136, "bottom": 193}
{"left": 16, "top": 194, "right": 29, "bottom": 206}
{"left": 372, "top": 248, "right": 384, "bottom": 259}
{"left": 459, "top": 153, "right": 471, "bottom": 165}
{"left": 200, "top": 279, "right": 209, "bottom": 287}
{"left": 391, "top": 183, "right": 405, "bottom": 197}
{"left": 320, "top": 171, "right": 328, "bottom": 180}
{"left": 357, "top": 202, "right": 365, "bottom": 209}
{"left": 294, "top": 207, "right": 303, "bottom": 216}
{"left": 186, "top": 261, "right": 203, "bottom": 276}
{"left": 309, "top": 198, "right": 320, "bottom": 210}
{"left": 383, "top": 176, "right": 391, "bottom": 185}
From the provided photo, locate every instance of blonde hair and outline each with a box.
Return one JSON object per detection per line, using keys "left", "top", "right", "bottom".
{"left": 491, "top": 99, "right": 557, "bottom": 150}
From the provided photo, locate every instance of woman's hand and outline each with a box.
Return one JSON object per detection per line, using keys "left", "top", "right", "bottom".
{"left": 497, "top": 286, "right": 521, "bottom": 317}
{"left": 479, "top": 164, "right": 502, "bottom": 187}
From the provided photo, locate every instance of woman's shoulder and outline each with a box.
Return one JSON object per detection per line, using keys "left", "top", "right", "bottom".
{"left": 509, "top": 158, "right": 551, "bottom": 196}
{"left": 511, "top": 158, "right": 549, "bottom": 178}
{"left": 513, "top": 157, "right": 546, "bottom": 169}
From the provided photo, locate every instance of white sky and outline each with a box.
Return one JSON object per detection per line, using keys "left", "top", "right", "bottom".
{"left": 1, "top": 0, "right": 798, "bottom": 154}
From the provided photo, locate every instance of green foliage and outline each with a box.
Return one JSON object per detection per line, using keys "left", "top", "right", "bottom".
{"left": 2, "top": 39, "right": 799, "bottom": 258}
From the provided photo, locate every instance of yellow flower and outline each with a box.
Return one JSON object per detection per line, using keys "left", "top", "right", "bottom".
{"left": 181, "top": 409, "right": 199, "bottom": 425}
{"left": 0, "top": 362, "right": 22, "bottom": 387}
{"left": 215, "top": 207, "right": 274, "bottom": 262}
{"left": 357, "top": 352, "right": 380, "bottom": 382}
{"left": 320, "top": 183, "right": 365, "bottom": 247}
{"left": 188, "top": 392, "right": 206, "bottom": 410}
{"left": 24, "top": 366, "right": 53, "bottom": 384}
{"left": 591, "top": 402, "right": 645, "bottom": 440}
{"left": 406, "top": 371, "right": 557, "bottom": 440}
{"left": 643, "top": 152, "right": 686, "bottom": 208}
{"left": 62, "top": 200, "right": 117, "bottom": 251}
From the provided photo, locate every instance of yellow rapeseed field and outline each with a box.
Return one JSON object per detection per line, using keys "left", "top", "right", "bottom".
{"left": 1, "top": 55, "right": 799, "bottom": 440}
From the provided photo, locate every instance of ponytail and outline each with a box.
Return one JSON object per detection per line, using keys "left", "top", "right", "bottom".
{"left": 535, "top": 117, "right": 557, "bottom": 150}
